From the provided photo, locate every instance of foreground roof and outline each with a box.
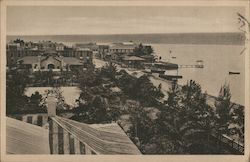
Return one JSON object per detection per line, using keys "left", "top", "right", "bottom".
{"left": 52, "top": 116, "right": 141, "bottom": 154}
{"left": 6, "top": 117, "right": 50, "bottom": 154}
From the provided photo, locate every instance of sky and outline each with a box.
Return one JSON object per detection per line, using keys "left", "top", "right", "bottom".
{"left": 7, "top": 6, "right": 245, "bottom": 35}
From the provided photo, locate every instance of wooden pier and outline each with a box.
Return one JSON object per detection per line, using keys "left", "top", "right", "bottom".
{"left": 179, "top": 60, "right": 204, "bottom": 68}
{"left": 179, "top": 64, "right": 204, "bottom": 68}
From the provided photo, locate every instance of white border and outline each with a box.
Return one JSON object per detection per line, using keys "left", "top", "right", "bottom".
{"left": 1, "top": 1, "right": 249, "bottom": 162}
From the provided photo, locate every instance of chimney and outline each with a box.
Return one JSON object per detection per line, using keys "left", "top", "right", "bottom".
{"left": 47, "top": 94, "right": 57, "bottom": 117}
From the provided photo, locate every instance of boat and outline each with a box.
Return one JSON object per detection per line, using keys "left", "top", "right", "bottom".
{"left": 159, "top": 74, "right": 183, "bottom": 81}
{"left": 229, "top": 71, "right": 240, "bottom": 75}
{"left": 151, "top": 68, "right": 165, "bottom": 74}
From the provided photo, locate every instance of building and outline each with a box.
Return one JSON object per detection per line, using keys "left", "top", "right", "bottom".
{"left": 6, "top": 94, "right": 141, "bottom": 155}
{"left": 55, "top": 43, "right": 65, "bottom": 51}
{"left": 6, "top": 117, "right": 50, "bottom": 154}
{"left": 7, "top": 40, "right": 93, "bottom": 68}
{"left": 122, "top": 56, "right": 146, "bottom": 68}
{"left": 109, "top": 42, "right": 137, "bottom": 61}
{"left": 17, "top": 50, "right": 86, "bottom": 72}
{"left": 74, "top": 42, "right": 98, "bottom": 51}
{"left": 98, "top": 45, "right": 110, "bottom": 59}
{"left": 74, "top": 47, "right": 93, "bottom": 64}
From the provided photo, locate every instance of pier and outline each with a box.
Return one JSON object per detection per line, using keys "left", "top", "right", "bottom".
{"left": 179, "top": 60, "right": 204, "bottom": 68}
{"left": 179, "top": 64, "right": 204, "bottom": 68}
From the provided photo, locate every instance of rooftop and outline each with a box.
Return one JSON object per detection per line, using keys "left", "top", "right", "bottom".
{"left": 110, "top": 43, "right": 137, "bottom": 50}
{"left": 6, "top": 117, "right": 50, "bottom": 154}
{"left": 17, "top": 56, "right": 83, "bottom": 66}
{"left": 123, "top": 56, "right": 145, "bottom": 61}
{"left": 52, "top": 116, "right": 141, "bottom": 154}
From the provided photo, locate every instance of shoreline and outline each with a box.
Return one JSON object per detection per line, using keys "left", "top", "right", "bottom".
{"left": 93, "top": 58, "right": 244, "bottom": 108}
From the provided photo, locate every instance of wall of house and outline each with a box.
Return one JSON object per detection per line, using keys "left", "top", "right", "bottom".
{"left": 9, "top": 113, "right": 49, "bottom": 127}
{"left": 40, "top": 57, "right": 62, "bottom": 69}
{"left": 49, "top": 119, "right": 96, "bottom": 154}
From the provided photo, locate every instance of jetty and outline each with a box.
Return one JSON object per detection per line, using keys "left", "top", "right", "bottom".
{"left": 179, "top": 60, "right": 204, "bottom": 68}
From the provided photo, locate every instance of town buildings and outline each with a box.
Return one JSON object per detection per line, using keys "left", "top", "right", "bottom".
{"left": 7, "top": 39, "right": 93, "bottom": 70}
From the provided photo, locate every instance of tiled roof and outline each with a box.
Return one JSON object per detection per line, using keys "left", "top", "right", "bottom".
{"left": 17, "top": 56, "right": 83, "bottom": 66}
{"left": 17, "top": 56, "right": 41, "bottom": 64}
{"left": 52, "top": 116, "right": 141, "bottom": 154}
{"left": 6, "top": 117, "right": 50, "bottom": 154}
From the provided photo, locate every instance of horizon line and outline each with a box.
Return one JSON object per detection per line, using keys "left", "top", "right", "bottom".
{"left": 7, "top": 32, "right": 244, "bottom": 37}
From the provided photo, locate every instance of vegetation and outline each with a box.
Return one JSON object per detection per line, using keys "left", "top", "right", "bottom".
{"left": 6, "top": 51, "right": 244, "bottom": 154}
{"left": 133, "top": 43, "right": 154, "bottom": 56}
{"left": 215, "top": 84, "right": 244, "bottom": 143}
{"left": 6, "top": 69, "right": 46, "bottom": 114}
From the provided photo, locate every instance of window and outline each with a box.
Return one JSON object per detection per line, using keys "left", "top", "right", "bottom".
{"left": 69, "top": 134, "right": 75, "bottom": 154}
{"left": 37, "top": 115, "right": 43, "bottom": 126}
{"left": 58, "top": 126, "right": 64, "bottom": 154}
{"left": 27, "top": 116, "right": 33, "bottom": 124}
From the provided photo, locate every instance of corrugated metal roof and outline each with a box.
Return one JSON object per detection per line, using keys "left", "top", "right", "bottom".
{"left": 6, "top": 117, "right": 50, "bottom": 154}
{"left": 110, "top": 43, "right": 136, "bottom": 50}
{"left": 123, "top": 56, "right": 145, "bottom": 61}
{"left": 75, "top": 47, "right": 92, "bottom": 51}
{"left": 52, "top": 116, "right": 141, "bottom": 154}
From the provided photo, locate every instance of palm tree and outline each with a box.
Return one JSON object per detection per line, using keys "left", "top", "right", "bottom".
{"left": 215, "top": 83, "right": 232, "bottom": 134}
{"left": 155, "top": 81, "right": 216, "bottom": 154}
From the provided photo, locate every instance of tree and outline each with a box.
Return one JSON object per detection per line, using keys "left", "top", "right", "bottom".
{"left": 133, "top": 43, "right": 144, "bottom": 56}
{"left": 134, "top": 75, "right": 164, "bottom": 106}
{"left": 78, "top": 67, "right": 101, "bottom": 89}
{"left": 73, "top": 87, "right": 95, "bottom": 118}
{"left": 25, "top": 91, "right": 47, "bottom": 113}
{"left": 154, "top": 81, "right": 216, "bottom": 154}
{"left": 133, "top": 43, "right": 154, "bottom": 56}
{"left": 88, "top": 96, "right": 111, "bottom": 123}
{"left": 128, "top": 105, "right": 155, "bottom": 152}
{"left": 101, "top": 61, "right": 117, "bottom": 80}
{"left": 231, "top": 105, "right": 244, "bottom": 142}
{"left": 215, "top": 83, "right": 232, "bottom": 134}
{"left": 6, "top": 69, "right": 29, "bottom": 114}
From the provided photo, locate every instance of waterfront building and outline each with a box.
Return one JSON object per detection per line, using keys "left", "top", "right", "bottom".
{"left": 122, "top": 56, "right": 146, "bottom": 68}
{"left": 109, "top": 42, "right": 137, "bottom": 61}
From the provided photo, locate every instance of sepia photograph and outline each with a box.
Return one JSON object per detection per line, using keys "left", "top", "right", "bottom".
{"left": 0, "top": 0, "right": 249, "bottom": 161}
